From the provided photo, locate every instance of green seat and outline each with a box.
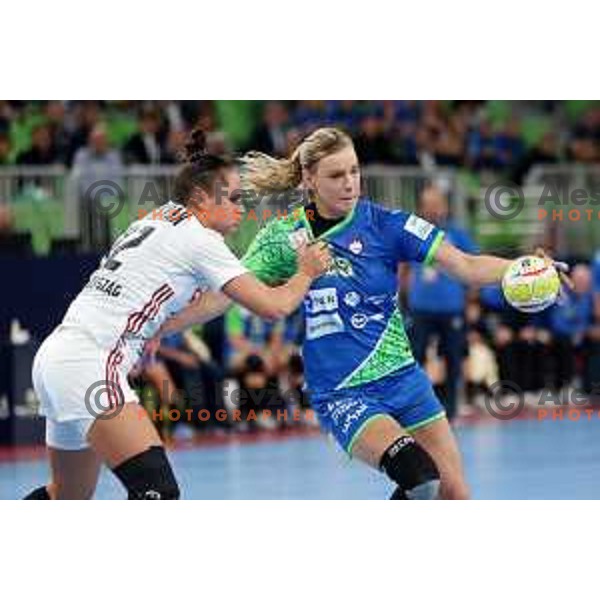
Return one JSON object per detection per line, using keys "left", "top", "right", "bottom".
{"left": 11, "top": 191, "right": 65, "bottom": 254}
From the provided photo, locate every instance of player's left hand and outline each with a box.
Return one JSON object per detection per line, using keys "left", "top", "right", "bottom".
{"left": 535, "top": 247, "right": 574, "bottom": 291}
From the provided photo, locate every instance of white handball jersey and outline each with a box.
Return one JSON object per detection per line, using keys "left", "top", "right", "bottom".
{"left": 62, "top": 201, "right": 247, "bottom": 374}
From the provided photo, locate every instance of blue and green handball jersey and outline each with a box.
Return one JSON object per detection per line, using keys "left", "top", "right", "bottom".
{"left": 242, "top": 198, "right": 445, "bottom": 394}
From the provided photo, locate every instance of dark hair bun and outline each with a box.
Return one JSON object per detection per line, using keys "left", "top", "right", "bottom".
{"left": 183, "top": 128, "right": 207, "bottom": 164}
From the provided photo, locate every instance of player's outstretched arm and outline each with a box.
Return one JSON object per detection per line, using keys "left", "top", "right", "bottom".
{"left": 223, "top": 241, "right": 331, "bottom": 320}
{"left": 434, "top": 239, "right": 512, "bottom": 287}
{"left": 155, "top": 242, "right": 330, "bottom": 341}
{"left": 157, "top": 291, "right": 233, "bottom": 338}
{"left": 434, "top": 240, "right": 573, "bottom": 289}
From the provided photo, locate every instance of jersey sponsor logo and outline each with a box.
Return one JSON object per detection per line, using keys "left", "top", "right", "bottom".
{"left": 349, "top": 238, "right": 363, "bottom": 255}
{"left": 306, "top": 287, "right": 339, "bottom": 314}
{"left": 343, "top": 291, "right": 361, "bottom": 307}
{"left": 350, "top": 313, "right": 368, "bottom": 329}
{"left": 350, "top": 313, "right": 385, "bottom": 329}
{"left": 404, "top": 214, "right": 434, "bottom": 240}
{"left": 365, "top": 294, "right": 388, "bottom": 306}
{"left": 305, "top": 312, "right": 344, "bottom": 340}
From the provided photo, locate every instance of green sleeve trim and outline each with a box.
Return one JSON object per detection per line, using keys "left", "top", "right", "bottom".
{"left": 346, "top": 414, "right": 391, "bottom": 456}
{"left": 404, "top": 411, "right": 446, "bottom": 433}
{"left": 424, "top": 231, "right": 445, "bottom": 266}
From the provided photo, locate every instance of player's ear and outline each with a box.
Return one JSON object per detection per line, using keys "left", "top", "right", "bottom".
{"left": 189, "top": 184, "right": 211, "bottom": 207}
{"left": 302, "top": 171, "right": 316, "bottom": 197}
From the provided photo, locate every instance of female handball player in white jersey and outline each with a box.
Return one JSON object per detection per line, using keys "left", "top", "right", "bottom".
{"left": 23, "top": 129, "right": 331, "bottom": 500}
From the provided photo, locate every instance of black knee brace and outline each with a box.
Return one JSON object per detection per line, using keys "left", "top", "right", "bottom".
{"left": 380, "top": 436, "right": 440, "bottom": 500}
{"left": 23, "top": 485, "right": 51, "bottom": 500}
{"left": 112, "top": 446, "right": 180, "bottom": 500}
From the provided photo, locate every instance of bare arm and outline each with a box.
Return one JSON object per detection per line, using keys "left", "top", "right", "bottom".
{"left": 222, "top": 241, "right": 330, "bottom": 320}
{"left": 434, "top": 240, "right": 512, "bottom": 287}
{"left": 157, "top": 291, "right": 232, "bottom": 338}
{"left": 223, "top": 271, "right": 313, "bottom": 320}
{"left": 155, "top": 241, "right": 330, "bottom": 338}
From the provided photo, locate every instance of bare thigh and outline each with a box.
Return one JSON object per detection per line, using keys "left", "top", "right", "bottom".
{"left": 87, "top": 403, "right": 162, "bottom": 469}
{"left": 411, "top": 417, "right": 470, "bottom": 499}
{"left": 350, "top": 414, "right": 408, "bottom": 468}
{"left": 48, "top": 447, "right": 102, "bottom": 500}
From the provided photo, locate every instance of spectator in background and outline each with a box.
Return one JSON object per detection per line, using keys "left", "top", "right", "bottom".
{"left": 163, "top": 128, "right": 188, "bottom": 164}
{"left": 381, "top": 100, "right": 419, "bottom": 125}
{"left": 204, "top": 131, "right": 230, "bottom": 155}
{"left": 292, "top": 100, "right": 326, "bottom": 132}
{"left": 0, "top": 204, "right": 32, "bottom": 256}
{"left": 568, "top": 107, "right": 600, "bottom": 163}
{"left": 16, "top": 124, "right": 60, "bottom": 165}
{"left": 67, "top": 101, "right": 101, "bottom": 165}
{"left": 466, "top": 119, "right": 496, "bottom": 171}
{"left": 0, "top": 204, "right": 13, "bottom": 234}
{"left": 432, "top": 114, "right": 464, "bottom": 167}
{"left": 247, "top": 101, "right": 289, "bottom": 156}
{"left": 407, "top": 185, "right": 478, "bottom": 419}
{"left": 225, "top": 304, "right": 283, "bottom": 375}
{"left": 493, "top": 117, "right": 525, "bottom": 171}
{"left": 353, "top": 114, "right": 394, "bottom": 164}
{"left": 44, "top": 101, "right": 71, "bottom": 164}
{"left": 72, "top": 123, "right": 123, "bottom": 192}
{"left": 0, "top": 132, "right": 12, "bottom": 165}
{"left": 325, "top": 100, "right": 361, "bottom": 132}
{"left": 463, "top": 326, "right": 499, "bottom": 410}
{"left": 512, "top": 131, "right": 560, "bottom": 184}
{"left": 143, "top": 330, "right": 225, "bottom": 439}
{"left": 71, "top": 124, "right": 123, "bottom": 250}
{"left": 547, "top": 264, "right": 594, "bottom": 390}
{"left": 225, "top": 305, "right": 288, "bottom": 429}
{"left": 491, "top": 323, "right": 518, "bottom": 385}
{"left": 123, "top": 108, "right": 165, "bottom": 165}
{"left": 0, "top": 101, "right": 13, "bottom": 134}
{"left": 390, "top": 121, "right": 419, "bottom": 165}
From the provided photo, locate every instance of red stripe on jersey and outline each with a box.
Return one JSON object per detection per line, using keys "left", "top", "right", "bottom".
{"left": 105, "top": 284, "right": 174, "bottom": 408}
{"left": 129, "top": 284, "right": 171, "bottom": 334}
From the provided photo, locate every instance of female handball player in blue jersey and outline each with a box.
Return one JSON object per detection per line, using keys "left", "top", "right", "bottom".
{"left": 160, "top": 127, "right": 568, "bottom": 500}
{"left": 23, "top": 130, "right": 331, "bottom": 500}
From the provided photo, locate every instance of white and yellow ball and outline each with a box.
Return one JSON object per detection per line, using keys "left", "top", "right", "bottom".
{"left": 502, "top": 255, "right": 561, "bottom": 313}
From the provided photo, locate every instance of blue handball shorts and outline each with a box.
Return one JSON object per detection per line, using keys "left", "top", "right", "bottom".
{"left": 309, "top": 365, "right": 446, "bottom": 455}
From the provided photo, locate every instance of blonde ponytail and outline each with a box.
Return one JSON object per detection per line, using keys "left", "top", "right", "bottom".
{"left": 241, "top": 127, "right": 353, "bottom": 193}
{"left": 241, "top": 148, "right": 302, "bottom": 193}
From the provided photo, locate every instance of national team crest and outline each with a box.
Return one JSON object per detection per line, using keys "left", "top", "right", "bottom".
{"left": 349, "top": 238, "right": 363, "bottom": 255}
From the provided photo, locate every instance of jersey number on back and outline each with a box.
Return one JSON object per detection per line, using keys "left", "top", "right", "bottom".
{"left": 103, "top": 225, "right": 156, "bottom": 271}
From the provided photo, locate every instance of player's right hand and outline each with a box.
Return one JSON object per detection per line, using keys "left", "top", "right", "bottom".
{"left": 297, "top": 241, "right": 332, "bottom": 279}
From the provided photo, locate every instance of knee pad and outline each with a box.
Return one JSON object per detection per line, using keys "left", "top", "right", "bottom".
{"left": 23, "top": 485, "right": 51, "bottom": 500}
{"left": 380, "top": 436, "right": 440, "bottom": 500}
{"left": 112, "top": 446, "right": 180, "bottom": 500}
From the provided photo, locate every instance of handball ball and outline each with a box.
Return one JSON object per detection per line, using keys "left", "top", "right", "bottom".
{"left": 502, "top": 255, "right": 561, "bottom": 313}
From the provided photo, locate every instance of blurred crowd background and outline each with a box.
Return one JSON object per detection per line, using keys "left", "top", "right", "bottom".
{"left": 1, "top": 99, "right": 599, "bottom": 172}
{"left": 1, "top": 100, "right": 599, "bottom": 444}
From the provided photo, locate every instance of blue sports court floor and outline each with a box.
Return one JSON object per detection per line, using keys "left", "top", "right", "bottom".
{"left": 2, "top": 417, "right": 600, "bottom": 499}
